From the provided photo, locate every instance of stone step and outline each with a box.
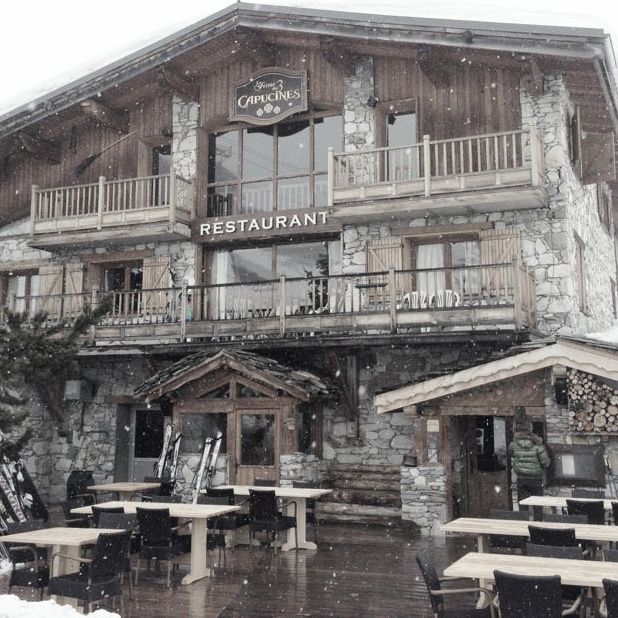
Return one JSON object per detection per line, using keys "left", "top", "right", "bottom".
{"left": 316, "top": 501, "right": 401, "bottom": 526}
{"left": 327, "top": 488, "right": 401, "bottom": 508}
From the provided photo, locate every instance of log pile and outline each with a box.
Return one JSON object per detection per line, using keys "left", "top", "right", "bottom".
{"left": 568, "top": 369, "right": 618, "bottom": 433}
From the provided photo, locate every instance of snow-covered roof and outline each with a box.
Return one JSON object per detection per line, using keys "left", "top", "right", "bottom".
{"left": 0, "top": 2, "right": 613, "bottom": 140}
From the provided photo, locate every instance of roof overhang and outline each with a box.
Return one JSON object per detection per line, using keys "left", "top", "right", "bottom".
{"left": 0, "top": 2, "right": 614, "bottom": 140}
{"left": 374, "top": 338, "right": 618, "bottom": 413}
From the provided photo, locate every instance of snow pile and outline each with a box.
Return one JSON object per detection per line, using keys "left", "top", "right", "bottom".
{"left": 584, "top": 325, "right": 618, "bottom": 346}
{"left": 0, "top": 595, "right": 119, "bottom": 618}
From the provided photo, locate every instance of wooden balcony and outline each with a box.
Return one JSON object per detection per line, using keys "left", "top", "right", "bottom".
{"left": 1, "top": 262, "right": 536, "bottom": 346}
{"left": 328, "top": 129, "right": 546, "bottom": 221}
{"left": 29, "top": 171, "right": 194, "bottom": 248}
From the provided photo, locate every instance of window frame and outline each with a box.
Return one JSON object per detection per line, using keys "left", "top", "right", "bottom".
{"left": 206, "top": 110, "right": 343, "bottom": 216}
{"left": 597, "top": 183, "right": 612, "bottom": 233}
{"left": 574, "top": 232, "right": 588, "bottom": 313}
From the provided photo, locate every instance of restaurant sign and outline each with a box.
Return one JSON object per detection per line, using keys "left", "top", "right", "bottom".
{"left": 200, "top": 211, "right": 328, "bottom": 236}
{"left": 230, "top": 68, "right": 308, "bottom": 126}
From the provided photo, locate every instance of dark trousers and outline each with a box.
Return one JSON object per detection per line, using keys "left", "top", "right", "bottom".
{"left": 517, "top": 477, "right": 544, "bottom": 520}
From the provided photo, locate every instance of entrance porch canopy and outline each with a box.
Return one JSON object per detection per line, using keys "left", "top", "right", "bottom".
{"left": 374, "top": 337, "right": 618, "bottom": 414}
{"left": 134, "top": 349, "right": 330, "bottom": 402}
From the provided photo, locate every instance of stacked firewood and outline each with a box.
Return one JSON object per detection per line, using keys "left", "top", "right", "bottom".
{"left": 568, "top": 369, "right": 618, "bottom": 433}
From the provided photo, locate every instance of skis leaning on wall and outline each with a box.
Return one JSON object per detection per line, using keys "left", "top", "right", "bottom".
{"left": 190, "top": 431, "right": 222, "bottom": 503}
{"left": 0, "top": 459, "right": 27, "bottom": 523}
{"left": 154, "top": 424, "right": 174, "bottom": 478}
{"left": 203, "top": 431, "right": 223, "bottom": 491}
{"left": 168, "top": 432, "right": 183, "bottom": 482}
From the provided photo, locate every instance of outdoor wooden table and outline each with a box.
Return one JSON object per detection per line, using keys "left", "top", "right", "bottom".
{"left": 72, "top": 500, "right": 240, "bottom": 584}
{"left": 2, "top": 526, "right": 119, "bottom": 607}
{"left": 445, "top": 551, "right": 618, "bottom": 588}
{"left": 520, "top": 495, "right": 615, "bottom": 511}
{"left": 87, "top": 481, "right": 160, "bottom": 501}
{"left": 218, "top": 485, "right": 332, "bottom": 551}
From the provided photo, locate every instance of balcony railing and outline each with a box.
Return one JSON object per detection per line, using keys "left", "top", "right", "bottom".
{"left": 328, "top": 128, "right": 544, "bottom": 204}
{"left": 1, "top": 262, "right": 536, "bottom": 342}
{"left": 30, "top": 171, "right": 194, "bottom": 236}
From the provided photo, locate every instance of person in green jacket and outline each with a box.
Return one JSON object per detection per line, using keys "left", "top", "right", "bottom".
{"left": 508, "top": 413, "right": 551, "bottom": 517}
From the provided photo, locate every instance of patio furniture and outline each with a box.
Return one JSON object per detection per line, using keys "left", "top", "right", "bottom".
{"left": 248, "top": 489, "right": 297, "bottom": 554}
{"left": 520, "top": 496, "right": 614, "bottom": 512}
{"left": 493, "top": 570, "right": 564, "bottom": 618}
{"left": 573, "top": 488, "right": 605, "bottom": 500}
{"left": 602, "top": 578, "right": 618, "bottom": 618}
{"left": 292, "top": 481, "right": 319, "bottom": 542}
{"left": 48, "top": 529, "right": 130, "bottom": 613}
{"left": 566, "top": 499, "right": 606, "bottom": 526}
{"left": 196, "top": 495, "right": 230, "bottom": 566}
{"left": 542, "top": 513, "right": 588, "bottom": 524}
{"left": 253, "top": 479, "right": 276, "bottom": 486}
{"left": 135, "top": 507, "right": 190, "bottom": 588}
{"left": 415, "top": 552, "right": 494, "bottom": 617}
{"left": 4, "top": 519, "right": 49, "bottom": 599}
{"left": 88, "top": 481, "right": 161, "bottom": 502}
{"left": 528, "top": 525, "right": 579, "bottom": 548}
{"left": 67, "top": 470, "right": 97, "bottom": 504}
{"left": 488, "top": 510, "right": 528, "bottom": 551}
{"left": 199, "top": 488, "right": 250, "bottom": 543}
{"left": 144, "top": 476, "right": 175, "bottom": 496}
{"left": 62, "top": 497, "right": 92, "bottom": 528}
{"left": 92, "top": 505, "right": 125, "bottom": 527}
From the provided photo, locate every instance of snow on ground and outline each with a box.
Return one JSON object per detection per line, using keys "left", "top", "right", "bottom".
{"left": 583, "top": 325, "right": 618, "bottom": 346}
{"left": 0, "top": 595, "right": 119, "bottom": 618}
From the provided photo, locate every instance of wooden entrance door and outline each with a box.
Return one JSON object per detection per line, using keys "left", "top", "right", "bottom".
{"left": 461, "top": 416, "right": 509, "bottom": 518}
{"left": 235, "top": 409, "right": 279, "bottom": 485}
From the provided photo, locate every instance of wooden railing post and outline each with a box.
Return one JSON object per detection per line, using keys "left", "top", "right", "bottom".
{"left": 423, "top": 135, "right": 431, "bottom": 197}
{"left": 512, "top": 257, "right": 522, "bottom": 330}
{"left": 97, "top": 176, "right": 105, "bottom": 230}
{"left": 327, "top": 147, "right": 335, "bottom": 206}
{"left": 279, "top": 275, "right": 286, "bottom": 337}
{"left": 389, "top": 268, "right": 397, "bottom": 333}
{"left": 169, "top": 169, "right": 177, "bottom": 226}
{"left": 30, "top": 185, "right": 38, "bottom": 235}
{"left": 180, "top": 279, "right": 187, "bottom": 342}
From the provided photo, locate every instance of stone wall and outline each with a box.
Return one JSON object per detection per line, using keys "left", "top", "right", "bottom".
{"left": 172, "top": 95, "right": 199, "bottom": 181}
{"left": 175, "top": 453, "right": 227, "bottom": 497}
{"left": 343, "top": 56, "right": 375, "bottom": 152}
{"left": 279, "top": 452, "right": 325, "bottom": 487}
{"left": 400, "top": 464, "right": 447, "bottom": 535}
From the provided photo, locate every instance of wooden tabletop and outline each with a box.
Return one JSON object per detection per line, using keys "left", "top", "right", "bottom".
{"left": 218, "top": 485, "right": 333, "bottom": 499}
{"left": 445, "top": 551, "right": 618, "bottom": 588}
{"left": 87, "top": 482, "right": 160, "bottom": 492}
{"left": 71, "top": 500, "right": 240, "bottom": 520}
{"left": 1, "top": 527, "right": 121, "bottom": 547}
{"left": 520, "top": 496, "right": 615, "bottom": 510}
{"left": 442, "top": 517, "right": 618, "bottom": 543}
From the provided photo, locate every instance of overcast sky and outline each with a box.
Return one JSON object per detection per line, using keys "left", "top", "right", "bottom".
{"left": 1, "top": 0, "right": 616, "bottom": 116}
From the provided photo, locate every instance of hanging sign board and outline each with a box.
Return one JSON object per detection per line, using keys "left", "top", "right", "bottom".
{"left": 230, "top": 68, "right": 308, "bottom": 126}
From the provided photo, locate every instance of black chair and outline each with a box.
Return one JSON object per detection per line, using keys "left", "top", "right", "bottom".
{"left": 96, "top": 513, "right": 137, "bottom": 599}
{"left": 528, "top": 525, "right": 579, "bottom": 548}
{"left": 4, "top": 519, "right": 49, "bottom": 599}
{"left": 415, "top": 552, "right": 494, "bottom": 617}
{"left": 572, "top": 488, "right": 605, "bottom": 500}
{"left": 62, "top": 496, "right": 92, "bottom": 528}
{"left": 248, "top": 489, "right": 297, "bottom": 554}
{"left": 542, "top": 513, "right": 588, "bottom": 524}
{"left": 602, "top": 579, "right": 618, "bottom": 618}
{"left": 292, "top": 480, "right": 319, "bottom": 542}
{"left": 91, "top": 505, "right": 125, "bottom": 528}
{"left": 566, "top": 499, "right": 606, "bottom": 525}
{"left": 493, "top": 570, "right": 563, "bottom": 618}
{"left": 135, "top": 507, "right": 190, "bottom": 587}
{"left": 253, "top": 479, "right": 275, "bottom": 486}
{"left": 525, "top": 544, "right": 586, "bottom": 614}
{"left": 143, "top": 476, "right": 175, "bottom": 497}
{"left": 488, "top": 510, "right": 528, "bottom": 551}
{"left": 66, "top": 470, "right": 97, "bottom": 504}
{"left": 141, "top": 494, "right": 182, "bottom": 503}
{"left": 48, "top": 529, "right": 130, "bottom": 613}
{"left": 611, "top": 502, "right": 618, "bottom": 527}
{"left": 199, "top": 489, "right": 250, "bottom": 538}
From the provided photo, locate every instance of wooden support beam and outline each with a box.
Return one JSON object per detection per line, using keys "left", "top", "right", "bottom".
{"left": 80, "top": 99, "right": 129, "bottom": 134}
{"left": 160, "top": 65, "right": 199, "bottom": 102}
{"left": 17, "top": 132, "right": 60, "bottom": 163}
{"left": 320, "top": 39, "right": 356, "bottom": 76}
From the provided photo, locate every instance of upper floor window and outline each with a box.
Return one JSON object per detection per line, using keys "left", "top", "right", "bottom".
{"left": 597, "top": 183, "right": 612, "bottom": 232}
{"left": 207, "top": 114, "right": 342, "bottom": 217}
{"left": 574, "top": 233, "right": 587, "bottom": 313}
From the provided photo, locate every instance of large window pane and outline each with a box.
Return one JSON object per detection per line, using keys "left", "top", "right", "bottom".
{"left": 452, "top": 241, "right": 480, "bottom": 296}
{"left": 243, "top": 127, "right": 274, "bottom": 180}
{"left": 207, "top": 184, "right": 237, "bottom": 217}
{"left": 211, "top": 247, "right": 273, "bottom": 284}
{"left": 240, "top": 414, "right": 275, "bottom": 466}
{"left": 276, "top": 242, "right": 329, "bottom": 278}
{"left": 314, "top": 174, "right": 328, "bottom": 207}
{"left": 182, "top": 413, "right": 228, "bottom": 454}
{"left": 314, "top": 116, "right": 343, "bottom": 172}
{"left": 208, "top": 132, "right": 239, "bottom": 183}
{"left": 134, "top": 410, "right": 164, "bottom": 458}
{"left": 278, "top": 120, "right": 310, "bottom": 176}
{"left": 277, "top": 177, "right": 310, "bottom": 210}
{"left": 241, "top": 181, "right": 273, "bottom": 213}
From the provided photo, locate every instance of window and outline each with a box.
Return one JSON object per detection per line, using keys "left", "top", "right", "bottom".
{"left": 102, "top": 263, "right": 143, "bottom": 293}
{"left": 569, "top": 106, "right": 581, "bottom": 172}
{"left": 386, "top": 111, "right": 418, "bottom": 180}
{"left": 182, "top": 413, "right": 227, "bottom": 454}
{"left": 134, "top": 409, "right": 164, "bottom": 459}
{"left": 574, "top": 233, "right": 587, "bottom": 312}
{"left": 207, "top": 114, "right": 342, "bottom": 216}
{"left": 1, "top": 270, "right": 40, "bottom": 315}
{"left": 598, "top": 183, "right": 612, "bottom": 232}
{"left": 152, "top": 144, "right": 171, "bottom": 176}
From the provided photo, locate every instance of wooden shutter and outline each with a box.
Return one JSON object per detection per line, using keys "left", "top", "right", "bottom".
{"left": 479, "top": 228, "right": 522, "bottom": 296}
{"left": 366, "top": 237, "right": 404, "bottom": 308}
{"left": 142, "top": 255, "right": 171, "bottom": 316}
{"left": 38, "top": 264, "right": 64, "bottom": 318}
{"left": 64, "top": 262, "right": 85, "bottom": 318}
{"left": 581, "top": 132, "right": 616, "bottom": 185}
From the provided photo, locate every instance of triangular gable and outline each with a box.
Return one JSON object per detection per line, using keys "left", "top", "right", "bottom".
{"left": 374, "top": 338, "right": 618, "bottom": 413}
